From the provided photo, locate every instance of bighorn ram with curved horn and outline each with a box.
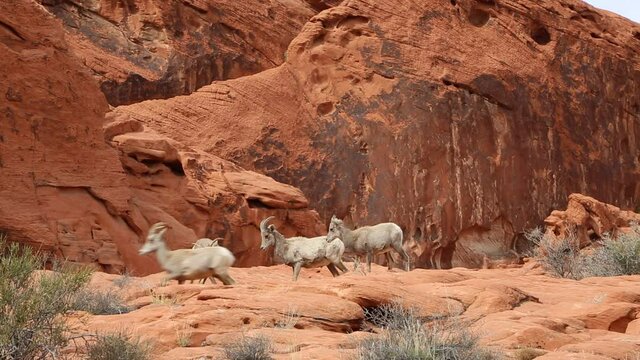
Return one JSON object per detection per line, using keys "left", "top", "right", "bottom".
{"left": 139, "top": 223, "right": 236, "bottom": 285}
{"left": 259, "top": 216, "right": 348, "bottom": 281}
{"left": 326, "top": 215, "right": 411, "bottom": 273}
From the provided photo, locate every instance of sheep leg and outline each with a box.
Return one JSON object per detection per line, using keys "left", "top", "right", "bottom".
{"left": 327, "top": 263, "right": 339, "bottom": 277}
{"left": 385, "top": 252, "right": 395, "bottom": 271}
{"left": 214, "top": 272, "right": 236, "bottom": 285}
{"left": 366, "top": 252, "right": 372, "bottom": 273}
{"left": 162, "top": 275, "right": 175, "bottom": 286}
{"left": 392, "top": 243, "right": 411, "bottom": 272}
{"left": 292, "top": 262, "right": 302, "bottom": 281}
{"left": 336, "top": 260, "right": 349, "bottom": 273}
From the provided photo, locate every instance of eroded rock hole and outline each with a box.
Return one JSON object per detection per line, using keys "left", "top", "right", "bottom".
{"left": 140, "top": 159, "right": 185, "bottom": 176}
{"left": 247, "top": 198, "right": 274, "bottom": 209}
{"left": 531, "top": 26, "right": 551, "bottom": 45}
{"left": 316, "top": 101, "right": 334, "bottom": 116}
{"left": 609, "top": 316, "right": 632, "bottom": 333}
{"left": 450, "top": 0, "right": 457, "bottom": 6}
{"left": 478, "top": 0, "right": 496, "bottom": 5}
{"left": 633, "top": 31, "right": 640, "bottom": 41}
{"left": 468, "top": 8, "right": 491, "bottom": 27}
{"left": 166, "top": 161, "right": 185, "bottom": 176}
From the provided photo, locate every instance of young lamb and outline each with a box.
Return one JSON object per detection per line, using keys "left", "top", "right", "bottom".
{"left": 259, "top": 216, "right": 348, "bottom": 281}
{"left": 139, "top": 223, "right": 236, "bottom": 285}
{"left": 326, "top": 215, "right": 411, "bottom": 273}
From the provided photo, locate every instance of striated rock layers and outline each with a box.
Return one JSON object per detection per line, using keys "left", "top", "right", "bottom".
{"left": 111, "top": 0, "right": 640, "bottom": 269}
{"left": 40, "top": 0, "right": 319, "bottom": 105}
{"left": 0, "top": 0, "right": 323, "bottom": 274}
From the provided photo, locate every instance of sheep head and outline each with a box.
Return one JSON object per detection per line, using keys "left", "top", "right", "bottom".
{"left": 259, "top": 216, "right": 277, "bottom": 250}
{"left": 326, "top": 215, "right": 344, "bottom": 242}
{"left": 140, "top": 222, "right": 169, "bottom": 255}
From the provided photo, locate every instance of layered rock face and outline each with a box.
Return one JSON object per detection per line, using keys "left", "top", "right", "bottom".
{"left": 0, "top": 0, "right": 323, "bottom": 274}
{"left": 40, "top": 0, "right": 319, "bottom": 105}
{"left": 111, "top": 0, "right": 640, "bottom": 268}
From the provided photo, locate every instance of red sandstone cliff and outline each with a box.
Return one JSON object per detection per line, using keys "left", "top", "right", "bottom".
{"left": 0, "top": 0, "right": 323, "bottom": 274}
{"left": 39, "top": 0, "right": 322, "bottom": 105}
{"left": 109, "top": 0, "right": 640, "bottom": 268}
{"left": 1, "top": 0, "right": 639, "bottom": 271}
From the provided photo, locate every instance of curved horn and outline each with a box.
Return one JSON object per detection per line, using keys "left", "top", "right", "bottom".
{"left": 260, "top": 216, "right": 275, "bottom": 232}
{"left": 148, "top": 222, "right": 167, "bottom": 234}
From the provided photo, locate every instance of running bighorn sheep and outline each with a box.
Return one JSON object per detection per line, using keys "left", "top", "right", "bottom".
{"left": 190, "top": 237, "right": 223, "bottom": 284}
{"left": 259, "top": 216, "right": 348, "bottom": 281}
{"left": 326, "top": 215, "right": 411, "bottom": 272}
{"left": 139, "top": 223, "right": 236, "bottom": 285}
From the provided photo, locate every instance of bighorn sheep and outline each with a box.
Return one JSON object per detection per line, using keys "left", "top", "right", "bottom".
{"left": 190, "top": 237, "right": 223, "bottom": 284}
{"left": 259, "top": 216, "right": 348, "bottom": 281}
{"left": 139, "top": 223, "right": 236, "bottom": 285}
{"left": 326, "top": 215, "right": 411, "bottom": 272}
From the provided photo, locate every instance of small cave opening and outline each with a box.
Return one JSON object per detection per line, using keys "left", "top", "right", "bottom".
{"left": 468, "top": 8, "right": 491, "bottom": 27}
{"left": 450, "top": 0, "right": 457, "bottom": 6}
{"left": 247, "top": 198, "right": 274, "bottom": 209}
{"left": 139, "top": 159, "right": 185, "bottom": 176}
{"left": 609, "top": 316, "right": 632, "bottom": 333}
{"left": 634, "top": 31, "right": 640, "bottom": 41}
{"left": 166, "top": 161, "right": 185, "bottom": 176}
{"left": 531, "top": 26, "right": 551, "bottom": 45}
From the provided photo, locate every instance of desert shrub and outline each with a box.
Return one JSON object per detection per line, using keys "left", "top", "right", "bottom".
{"left": 274, "top": 306, "right": 300, "bottom": 329}
{"left": 113, "top": 270, "right": 133, "bottom": 288}
{"left": 86, "top": 331, "right": 150, "bottom": 360}
{"left": 73, "top": 288, "right": 132, "bottom": 315}
{"left": 514, "top": 347, "right": 545, "bottom": 360}
{"left": 222, "top": 335, "right": 273, "bottom": 360}
{"left": 357, "top": 302, "right": 499, "bottom": 360}
{"left": 597, "top": 226, "right": 640, "bottom": 275}
{"left": 0, "top": 234, "right": 92, "bottom": 359}
{"left": 175, "top": 323, "right": 192, "bottom": 347}
{"left": 525, "top": 227, "right": 581, "bottom": 278}
{"left": 527, "top": 225, "right": 640, "bottom": 280}
{"left": 363, "top": 301, "right": 425, "bottom": 330}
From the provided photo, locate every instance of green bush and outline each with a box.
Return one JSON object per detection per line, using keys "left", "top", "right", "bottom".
{"left": 222, "top": 335, "right": 273, "bottom": 360}
{"left": 357, "top": 302, "right": 499, "bottom": 360}
{"left": 0, "top": 234, "right": 92, "bottom": 359}
{"left": 86, "top": 331, "right": 150, "bottom": 360}
{"left": 73, "top": 288, "right": 132, "bottom": 315}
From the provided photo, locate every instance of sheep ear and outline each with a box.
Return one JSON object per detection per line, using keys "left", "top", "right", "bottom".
{"left": 268, "top": 224, "right": 275, "bottom": 231}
